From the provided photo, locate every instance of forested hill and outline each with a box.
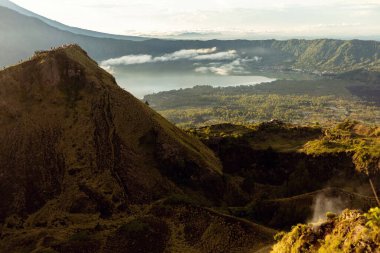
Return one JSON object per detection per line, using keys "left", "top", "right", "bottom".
{"left": 271, "top": 39, "right": 380, "bottom": 72}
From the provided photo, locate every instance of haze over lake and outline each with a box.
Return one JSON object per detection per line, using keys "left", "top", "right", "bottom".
{"left": 113, "top": 71, "right": 275, "bottom": 98}
{"left": 99, "top": 46, "right": 277, "bottom": 97}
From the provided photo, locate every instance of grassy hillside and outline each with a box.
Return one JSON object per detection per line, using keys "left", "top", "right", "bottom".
{"left": 272, "top": 208, "right": 380, "bottom": 252}
{"left": 0, "top": 201, "right": 276, "bottom": 253}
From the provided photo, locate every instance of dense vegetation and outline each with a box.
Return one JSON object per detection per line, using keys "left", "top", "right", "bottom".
{"left": 144, "top": 78, "right": 380, "bottom": 127}
{"left": 272, "top": 208, "right": 380, "bottom": 252}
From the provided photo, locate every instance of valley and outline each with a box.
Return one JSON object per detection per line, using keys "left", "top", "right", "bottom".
{"left": 144, "top": 78, "right": 380, "bottom": 127}
{"left": 0, "top": 2, "right": 379, "bottom": 251}
{"left": 0, "top": 45, "right": 378, "bottom": 252}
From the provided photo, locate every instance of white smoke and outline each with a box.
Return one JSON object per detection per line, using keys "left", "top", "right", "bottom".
{"left": 309, "top": 193, "right": 346, "bottom": 223}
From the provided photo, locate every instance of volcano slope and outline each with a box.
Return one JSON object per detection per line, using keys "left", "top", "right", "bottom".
{"left": 0, "top": 45, "right": 277, "bottom": 253}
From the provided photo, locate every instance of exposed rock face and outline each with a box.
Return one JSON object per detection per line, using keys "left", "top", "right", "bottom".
{"left": 0, "top": 45, "right": 223, "bottom": 224}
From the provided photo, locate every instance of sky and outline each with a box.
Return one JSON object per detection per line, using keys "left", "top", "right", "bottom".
{"left": 11, "top": 0, "right": 380, "bottom": 39}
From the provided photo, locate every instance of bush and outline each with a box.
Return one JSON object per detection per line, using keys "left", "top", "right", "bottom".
{"left": 365, "top": 207, "right": 380, "bottom": 229}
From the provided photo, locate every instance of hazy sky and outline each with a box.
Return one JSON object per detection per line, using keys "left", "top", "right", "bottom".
{"left": 11, "top": 0, "right": 380, "bottom": 38}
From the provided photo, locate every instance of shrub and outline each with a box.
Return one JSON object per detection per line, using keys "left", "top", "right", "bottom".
{"left": 365, "top": 207, "right": 380, "bottom": 229}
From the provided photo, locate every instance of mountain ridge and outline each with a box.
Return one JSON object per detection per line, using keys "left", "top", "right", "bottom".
{"left": 1, "top": 5, "right": 379, "bottom": 74}
{"left": 0, "top": 0, "right": 147, "bottom": 41}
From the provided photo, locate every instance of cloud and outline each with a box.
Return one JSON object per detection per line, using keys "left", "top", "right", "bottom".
{"left": 101, "top": 54, "right": 153, "bottom": 66}
{"left": 193, "top": 50, "right": 238, "bottom": 60}
{"left": 253, "top": 56, "right": 263, "bottom": 62}
{"left": 101, "top": 65, "right": 115, "bottom": 74}
{"left": 193, "top": 55, "right": 263, "bottom": 75}
{"left": 101, "top": 47, "right": 239, "bottom": 67}
{"left": 100, "top": 48, "right": 262, "bottom": 76}
{"left": 194, "top": 59, "right": 250, "bottom": 76}
{"left": 154, "top": 47, "right": 217, "bottom": 62}
{"left": 11, "top": 0, "right": 380, "bottom": 39}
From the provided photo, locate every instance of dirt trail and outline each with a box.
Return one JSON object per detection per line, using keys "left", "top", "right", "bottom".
{"left": 264, "top": 187, "right": 377, "bottom": 203}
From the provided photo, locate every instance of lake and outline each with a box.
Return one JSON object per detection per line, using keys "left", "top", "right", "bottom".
{"left": 113, "top": 72, "right": 276, "bottom": 98}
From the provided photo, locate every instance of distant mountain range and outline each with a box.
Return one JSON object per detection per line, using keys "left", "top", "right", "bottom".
{"left": 0, "top": 4, "right": 155, "bottom": 67}
{"left": 0, "top": 1, "right": 379, "bottom": 74}
{"left": 0, "top": 0, "right": 147, "bottom": 41}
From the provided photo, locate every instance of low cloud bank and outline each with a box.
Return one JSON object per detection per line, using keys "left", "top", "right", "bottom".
{"left": 102, "top": 54, "right": 153, "bottom": 65}
{"left": 195, "top": 59, "right": 248, "bottom": 75}
{"left": 194, "top": 57, "right": 261, "bottom": 75}
{"left": 101, "top": 47, "right": 223, "bottom": 66}
{"left": 155, "top": 47, "right": 218, "bottom": 62}
{"left": 101, "top": 47, "right": 263, "bottom": 76}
